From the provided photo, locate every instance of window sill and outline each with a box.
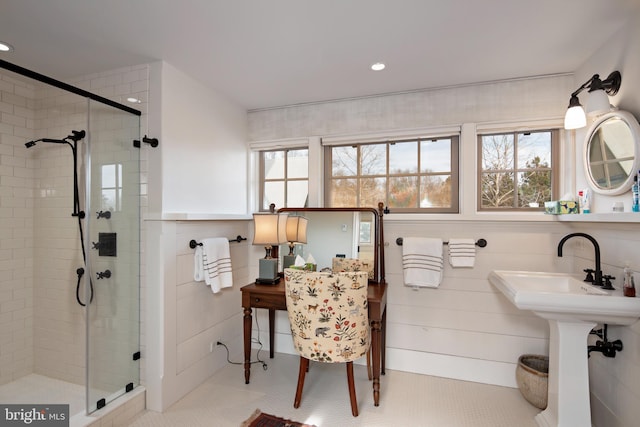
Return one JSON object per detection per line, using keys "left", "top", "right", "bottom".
{"left": 144, "top": 212, "right": 252, "bottom": 221}
{"left": 555, "top": 212, "right": 640, "bottom": 223}
{"left": 384, "top": 212, "right": 556, "bottom": 222}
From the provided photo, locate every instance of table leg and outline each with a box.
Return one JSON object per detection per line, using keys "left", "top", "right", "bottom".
{"left": 243, "top": 305, "right": 252, "bottom": 384}
{"left": 269, "top": 308, "right": 275, "bottom": 358}
{"left": 381, "top": 308, "right": 386, "bottom": 375}
{"left": 370, "top": 319, "right": 381, "bottom": 406}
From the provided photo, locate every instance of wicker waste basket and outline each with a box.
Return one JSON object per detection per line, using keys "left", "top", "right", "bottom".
{"left": 516, "top": 354, "right": 549, "bottom": 410}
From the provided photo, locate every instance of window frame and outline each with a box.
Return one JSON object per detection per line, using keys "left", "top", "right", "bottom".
{"left": 323, "top": 135, "right": 460, "bottom": 213}
{"left": 477, "top": 128, "right": 560, "bottom": 212}
{"left": 258, "top": 147, "right": 309, "bottom": 212}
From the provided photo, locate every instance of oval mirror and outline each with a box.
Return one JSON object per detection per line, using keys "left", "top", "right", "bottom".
{"left": 584, "top": 110, "right": 640, "bottom": 195}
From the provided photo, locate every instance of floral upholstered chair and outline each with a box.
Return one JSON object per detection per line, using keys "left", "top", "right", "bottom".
{"left": 284, "top": 268, "right": 370, "bottom": 417}
{"left": 332, "top": 257, "right": 374, "bottom": 281}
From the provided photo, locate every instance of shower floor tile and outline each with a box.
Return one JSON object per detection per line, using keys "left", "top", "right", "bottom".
{"left": 0, "top": 374, "right": 85, "bottom": 417}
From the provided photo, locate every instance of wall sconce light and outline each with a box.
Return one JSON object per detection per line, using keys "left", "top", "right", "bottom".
{"left": 564, "top": 71, "right": 621, "bottom": 130}
{"left": 253, "top": 206, "right": 288, "bottom": 284}
{"left": 282, "top": 216, "right": 308, "bottom": 269}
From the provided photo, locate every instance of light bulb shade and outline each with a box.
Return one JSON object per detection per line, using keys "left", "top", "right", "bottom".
{"left": 252, "top": 212, "right": 289, "bottom": 246}
{"left": 585, "top": 89, "right": 611, "bottom": 117}
{"left": 285, "top": 216, "right": 308, "bottom": 244}
{"left": 564, "top": 105, "right": 587, "bottom": 130}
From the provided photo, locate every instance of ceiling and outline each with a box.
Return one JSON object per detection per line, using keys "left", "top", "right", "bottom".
{"left": 1, "top": 0, "right": 639, "bottom": 110}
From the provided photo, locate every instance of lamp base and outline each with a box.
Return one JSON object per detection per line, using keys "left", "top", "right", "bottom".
{"left": 283, "top": 254, "right": 297, "bottom": 270}
{"left": 255, "top": 277, "right": 280, "bottom": 285}
{"left": 257, "top": 257, "right": 279, "bottom": 285}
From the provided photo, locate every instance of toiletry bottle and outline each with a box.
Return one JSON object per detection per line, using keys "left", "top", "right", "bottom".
{"left": 633, "top": 175, "right": 639, "bottom": 212}
{"left": 579, "top": 189, "right": 590, "bottom": 214}
{"left": 623, "top": 265, "right": 636, "bottom": 297}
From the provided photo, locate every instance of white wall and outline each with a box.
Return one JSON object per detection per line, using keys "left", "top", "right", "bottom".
{"left": 247, "top": 73, "right": 579, "bottom": 387}
{"left": 154, "top": 62, "right": 248, "bottom": 215}
{"left": 0, "top": 70, "right": 36, "bottom": 385}
{"left": 144, "top": 62, "right": 251, "bottom": 411}
{"left": 145, "top": 219, "right": 249, "bottom": 411}
{"left": 571, "top": 11, "right": 640, "bottom": 427}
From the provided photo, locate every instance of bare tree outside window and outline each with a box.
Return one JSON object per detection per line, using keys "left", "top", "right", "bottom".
{"left": 479, "top": 130, "right": 558, "bottom": 210}
{"left": 326, "top": 136, "right": 459, "bottom": 212}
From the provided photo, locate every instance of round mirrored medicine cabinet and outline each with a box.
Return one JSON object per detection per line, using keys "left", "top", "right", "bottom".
{"left": 583, "top": 110, "right": 640, "bottom": 195}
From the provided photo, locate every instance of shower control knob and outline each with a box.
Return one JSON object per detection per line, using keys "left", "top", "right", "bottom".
{"left": 96, "top": 269, "right": 111, "bottom": 280}
{"left": 92, "top": 242, "right": 101, "bottom": 250}
{"left": 96, "top": 210, "right": 111, "bottom": 219}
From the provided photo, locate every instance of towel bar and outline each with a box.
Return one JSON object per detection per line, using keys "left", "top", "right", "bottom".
{"left": 189, "top": 235, "right": 247, "bottom": 249}
{"left": 396, "top": 237, "right": 487, "bottom": 247}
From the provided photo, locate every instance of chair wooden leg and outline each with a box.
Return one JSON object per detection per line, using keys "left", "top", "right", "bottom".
{"left": 366, "top": 347, "right": 372, "bottom": 380}
{"left": 294, "top": 356, "right": 309, "bottom": 408}
{"left": 346, "top": 361, "right": 359, "bottom": 417}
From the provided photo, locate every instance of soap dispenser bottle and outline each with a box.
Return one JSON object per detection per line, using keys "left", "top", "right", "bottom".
{"left": 632, "top": 175, "right": 639, "bottom": 212}
{"left": 623, "top": 265, "right": 636, "bottom": 297}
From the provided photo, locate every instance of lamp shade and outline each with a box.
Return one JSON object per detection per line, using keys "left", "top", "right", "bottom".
{"left": 585, "top": 89, "right": 611, "bottom": 117}
{"left": 252, "top": 212, "right": 288, "bottom": 246}
{"left": 564, "top": 105, "right": 587, "bottom": 130}
{"left": 286, "top": 216, "right": 308, "bottom": 244}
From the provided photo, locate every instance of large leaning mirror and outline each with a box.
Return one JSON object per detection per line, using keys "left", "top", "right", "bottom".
{"left": 278, "top": 207, "right": 384, "bottom": 283}
{"left": 584, "top": 110, "right": 640, "bottom": 195}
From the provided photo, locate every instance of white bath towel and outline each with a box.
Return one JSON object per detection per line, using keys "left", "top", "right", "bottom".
{"left": 193, "top": 237, "right": 233, "bottom": 293}
{"left": 402, "top": 237, "right": 443, "bottom": 288}
{"left": 448, "top": 238, "right": 476, "bottom": 268}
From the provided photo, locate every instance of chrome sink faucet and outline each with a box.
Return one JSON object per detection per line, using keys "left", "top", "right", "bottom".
{"left": 557, "top": 232, "right": 604, "bottom": 287}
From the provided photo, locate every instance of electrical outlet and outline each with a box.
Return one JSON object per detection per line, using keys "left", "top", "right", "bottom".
{"left": 209, "top": 342, "right": 214, "bottom": 353}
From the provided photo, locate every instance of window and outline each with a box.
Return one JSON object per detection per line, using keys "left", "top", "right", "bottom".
{"left": 260, "top": 148, "right": 309, "bottom": 210}
{"left": 101, "top": 163, "right": 122, "bottom": 211}
{"left": 478, "top": 129, "right": 559, "bottom": 210}
{"left": 325, "top": 136, "right": 459, "bottom": 212}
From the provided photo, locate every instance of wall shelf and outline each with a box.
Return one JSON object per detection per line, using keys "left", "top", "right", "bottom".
{"left": 555, "top": 213, "right": 640, "bottom": 223}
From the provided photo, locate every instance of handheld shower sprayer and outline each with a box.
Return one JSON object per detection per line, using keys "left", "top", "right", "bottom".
{"left": 24, "top": 129, "right": 92, "bottom": 306}
{"left": 25, "top": 130, "right": 86, "bottom": 148}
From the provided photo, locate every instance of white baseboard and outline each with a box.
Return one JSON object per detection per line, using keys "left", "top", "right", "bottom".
{"left": 259, "top": 332, "right": 518, "bottom": 388}
{"left": 385, "top": 347, "right": 518, "bottom": 388}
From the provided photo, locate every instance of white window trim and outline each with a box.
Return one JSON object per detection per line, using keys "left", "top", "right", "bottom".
{"left": 247, "top": 120, "right": 567, "bottom": 221}
{"left": 249, "top": 138, "right": 311, "bottom": 212}
{"left": 249, "top": 137, "right": 310, "bottom": 151}
{"left": 321, "top": 125, "right": 461, "bottom": 146}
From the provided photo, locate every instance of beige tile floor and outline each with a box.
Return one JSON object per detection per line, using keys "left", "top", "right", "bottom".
{"left": 129, "top": 352, "right": 540, "bottom": 427}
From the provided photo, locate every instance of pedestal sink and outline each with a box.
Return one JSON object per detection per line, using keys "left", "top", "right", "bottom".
{"left": 488, "top": 270, "right": 640, "bottom": 427}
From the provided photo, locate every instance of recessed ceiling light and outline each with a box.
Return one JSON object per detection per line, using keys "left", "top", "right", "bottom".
{"left": 0, "top": 41, "right": 14, "bottom": 52}
{"left": 126, "top": 97, "right": 142, "bottom": 104}
{"left": 371, "top": 62, "right": 386, "bottom": 71}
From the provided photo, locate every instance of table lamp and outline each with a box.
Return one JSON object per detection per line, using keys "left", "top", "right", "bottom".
{"left": 283, "top": 216, "right": 308, "bottom": 269}
{"left": 253, "top": 211, "right": 288, "bottom": 284}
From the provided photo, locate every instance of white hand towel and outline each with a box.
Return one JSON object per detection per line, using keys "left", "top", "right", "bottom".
{"left": 194, "top": 238, "right": 233, "bottom": 293}
{"left": 194, "top": 246, "right": 205, "bottom": 281}
{"left": 402, "top": 237, "right": 443, "bottom": 288}
{"left": 448, "top": 238, "right": 476, "bottom": 268}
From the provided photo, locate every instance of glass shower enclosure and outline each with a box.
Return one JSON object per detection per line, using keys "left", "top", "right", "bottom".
{"left": 0, "top": 60, "right": 141, "bottom": 418}
{"left": 86, "top": 99, "right": 141, "bottom": 413}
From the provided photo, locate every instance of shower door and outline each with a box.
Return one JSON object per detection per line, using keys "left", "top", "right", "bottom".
{"left": 85, "top": 100, "right": 140, "bottom": 413}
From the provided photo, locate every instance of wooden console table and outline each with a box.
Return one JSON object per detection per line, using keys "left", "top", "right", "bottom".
{"left": 241, "top": 280, "right": 387, "bottom": 406}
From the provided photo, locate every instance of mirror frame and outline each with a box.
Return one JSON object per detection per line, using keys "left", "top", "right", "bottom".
{"left": 278, "top": 204, "right": 386, "bottom": 284}
{"left": 583, "top": 110, "right": 640, "bottom": 195}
